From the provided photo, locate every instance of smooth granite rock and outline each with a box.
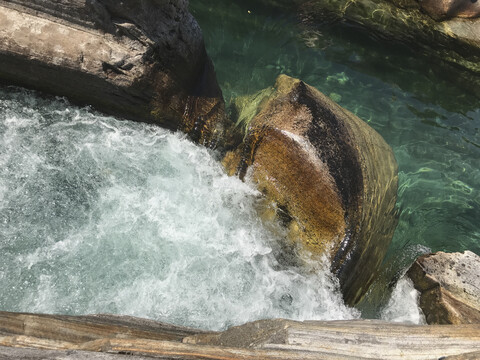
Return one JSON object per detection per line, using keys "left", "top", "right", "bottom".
{"left": 0, "top": 0, "right": 230, "bottom": 146}
{"left": 407, "top": 251, "right": 480, "bottom": 324}
{"left": 223, "top": 75, "right": 398, "bottom": 305}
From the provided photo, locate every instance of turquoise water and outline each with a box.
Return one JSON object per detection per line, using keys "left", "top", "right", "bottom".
{"left": 0, "top": 0, "right": 478, "bottom": 329}
{"left": 190, "top": 0, "right": 480, "bottom": 265}
{"left": 0, "top": 88, "right": 364, "bottom": 330}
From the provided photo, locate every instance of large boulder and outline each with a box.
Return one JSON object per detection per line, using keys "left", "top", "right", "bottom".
{"left": 0, "top": 0, "right": 230, "bottom": 146}
{"left": 223, "top": 75, "right": 398, "bottom": 305}
{"left": 407, "top": 251, "right": 480, "bottom": 324}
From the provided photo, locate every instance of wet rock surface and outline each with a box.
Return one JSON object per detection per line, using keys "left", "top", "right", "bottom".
{"left": 419, "top": 0, "right": 480, "bottom": 21}
{"left": 258, "top": 0, "right": 480, "bottom": 99}
{"left": 224, "top": 75, "right": 398, "bottom": 305}
{"left": 407, "top": 251, "right": 480, "bottom": 324}
{"left": 1, "top": 311, "right": 480, "bottom": 359}
{"left": 0, "top": 0, "right": 229, "bottom": 146}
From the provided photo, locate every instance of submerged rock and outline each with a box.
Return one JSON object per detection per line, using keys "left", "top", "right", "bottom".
{"left": 386, "top": 0, "right": 480, "bottom": 20}
{"left": 0, "top": 0, "right": 229, "bottom": 146}
{"left": 257, "top": 0, "right": 480, "bottom": 99}
{"left": 224, "top": 75, "right": 398, "bottom": 305}
{"left": 407, "top": 250, "right": 480, "bottom": 324}
{"left": 419, "top": 0, "right": 480, "bottom": 21}
{"left": 1, "top": 311, "right": 480, "bottom": 359}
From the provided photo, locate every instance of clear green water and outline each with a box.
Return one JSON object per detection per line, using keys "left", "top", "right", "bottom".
{"left": 190, "top": 0, "right": 480, "bottom": 266}
{"left": 0, "top": 0, "right": 478, "bottom": 329}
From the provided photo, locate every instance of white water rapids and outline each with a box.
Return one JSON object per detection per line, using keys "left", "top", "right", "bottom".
{"left": 0, "top": 87, "right": 424, "bottom": 330}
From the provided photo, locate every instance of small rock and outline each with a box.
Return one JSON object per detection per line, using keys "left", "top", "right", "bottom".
{"left": 407, "top": 251, "right": 480, "bottom": 324}
{"left": 419, "top": 0, "right": 480, "bottom": 21}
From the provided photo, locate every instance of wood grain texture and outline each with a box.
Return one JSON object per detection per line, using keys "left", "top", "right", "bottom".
{"left": 1, "top": 312, "right": 480, "bottom": 359}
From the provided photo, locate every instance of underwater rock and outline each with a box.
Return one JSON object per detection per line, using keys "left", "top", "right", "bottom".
{"left": 258, "top": 0, "right": 480, "bottom": 99}
{"left": 0, "top": 0, "right": 228, "bottom": 146}
{"left": 386, "top": 0, "right": 480, "bottom": 20}
{"left": 386, "top": 0, "right": 421, "bottom": 9}
{"left": 224, "top": 75, "right": 398, "bottom": 306}
{"left": 407, "top": 251, "right": 480, "bottom": 325}
{"left": 2, "top": 311, "right": 480, "bottom": 359}
{"left": 419, "top": 0, "right": 480, "bottom": 21}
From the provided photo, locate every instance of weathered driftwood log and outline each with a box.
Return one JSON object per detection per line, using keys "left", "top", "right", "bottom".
{"left": 0, "top": 0, "right": 230, "bottom": 146}
{"left": 224, "top": 75, "right": 398, "bottom": 305}
{"left": 1, "top": 312, "right": 480, "bottom": 359}
{"left": 0, "top": 312, "right": 203, "bottom": 343}
{"left": 407, "top": 251, "right": 480, "bottom": 325}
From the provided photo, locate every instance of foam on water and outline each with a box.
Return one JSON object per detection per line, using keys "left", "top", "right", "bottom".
{"left": 0, "top": 88, "right": 365, "bottom": 330}
{"left": 380, "top": 277, "right": 426, "bottom": 324}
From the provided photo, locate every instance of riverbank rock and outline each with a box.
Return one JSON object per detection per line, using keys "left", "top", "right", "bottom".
{"left": 0, "top": 0, "right": 230, "bottom": 146}
{"left": 1, "top": 311, "right": 480, "bottom": 359}
{"left": 257, "top": 0, "right": 480, "bottom": 99}
{"left": 407, "top": 251, "right": 480, "bottom": 325}
{"left": 223, "top": 75, "right": 398, "bottom": 305}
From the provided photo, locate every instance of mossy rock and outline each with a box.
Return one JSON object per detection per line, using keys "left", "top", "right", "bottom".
{"left": 224, "top": 75, "right": 398, "bottom": 305}
{"left": 256, "top": 0, "right": 480, "bottom": 99}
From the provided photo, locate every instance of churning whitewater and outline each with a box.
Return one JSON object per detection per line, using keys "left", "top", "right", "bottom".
{"left": 0, "top": 87, "right": 422, "bottom": 330}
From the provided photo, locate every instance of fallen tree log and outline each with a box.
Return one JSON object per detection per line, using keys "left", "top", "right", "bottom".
{"left": 1, "top": 312, "right": 479, "bottom": 359}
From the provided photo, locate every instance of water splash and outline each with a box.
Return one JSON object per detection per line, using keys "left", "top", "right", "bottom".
{"left": 0, "top": 87, "right": 359, "bottom": 330}
{"left": 380, "top": 277, "right": 426, "bottom": 324}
